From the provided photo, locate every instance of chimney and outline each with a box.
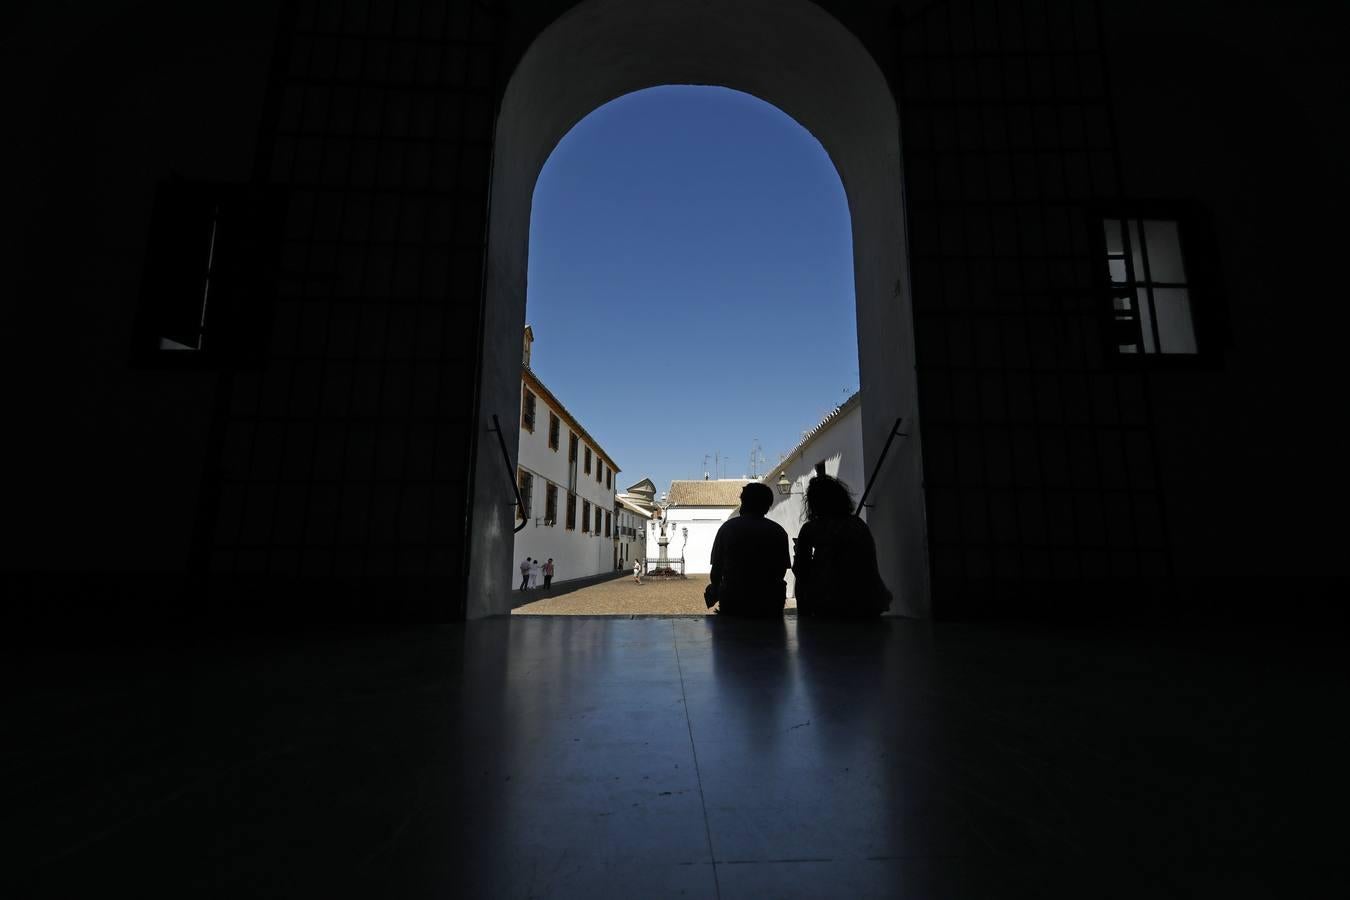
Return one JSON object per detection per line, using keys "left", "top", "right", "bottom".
{"left": 522, "top": 324, "right": 534, "bottom": 368}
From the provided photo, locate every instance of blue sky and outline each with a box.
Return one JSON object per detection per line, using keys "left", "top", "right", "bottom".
{"left": 526, "top": 85, "right": 858, "bottom": 495}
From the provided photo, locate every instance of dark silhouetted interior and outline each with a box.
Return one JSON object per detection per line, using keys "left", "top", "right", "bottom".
{"left": 2, "top": 0, "right": 1346, "bottom": 895}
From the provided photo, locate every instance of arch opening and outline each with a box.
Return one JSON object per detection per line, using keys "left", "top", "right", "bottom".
{"left": 517, "top": 84, "right": 860, "bottom": 610}
{"left": 466, "top": 0, "right": 927, "bottom": 618}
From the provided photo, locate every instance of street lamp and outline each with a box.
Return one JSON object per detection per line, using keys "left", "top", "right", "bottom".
{"left": 776, "top": 472, "right": 794, "bottom": 495}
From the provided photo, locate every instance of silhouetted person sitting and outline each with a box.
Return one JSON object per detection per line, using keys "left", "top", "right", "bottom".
{"left": 793, "top": 475, "right": 892, "bottom": 618}
{"left": 708, "top": 483, "right": 790, "bottom": 617}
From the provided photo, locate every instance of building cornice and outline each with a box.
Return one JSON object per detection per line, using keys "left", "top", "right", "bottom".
{"left": 764, "top": 390, "right": 862, "bottom": 481}
{"left": 616, "top": 496, "right": 653, "bottom": 518}
{"left": 521, "top": 366, "right": 621, "bottom": 475}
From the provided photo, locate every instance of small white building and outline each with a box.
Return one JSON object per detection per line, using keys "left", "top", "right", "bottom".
{"left": 616, "top": 477, "right": 657, "bottom": 571}
{"left": 615, "top": 495, "right": 652, "bottom": 571}
{"left": 513, "top": 328, "right": 620, "bottom": 585}
{"left": 763, "top": 391, "right": 864, "bottom": 598}
{"left": 647, "top": 479, "right": 754, "bottom": 575}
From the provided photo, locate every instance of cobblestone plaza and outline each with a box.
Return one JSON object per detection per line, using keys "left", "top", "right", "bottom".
{"left": 513, "top": 574, "right": 800, "bottom": 616}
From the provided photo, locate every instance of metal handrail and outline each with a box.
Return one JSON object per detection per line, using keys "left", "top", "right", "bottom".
{"left": 854, "top": 417, "right": 908, "bottom": 517}
{"left": 490, "top": 414, "right": 529, "bottom": 533}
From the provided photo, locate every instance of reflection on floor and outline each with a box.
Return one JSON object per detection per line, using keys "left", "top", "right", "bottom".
{"left": 9, "top": 618, "right": 1344, "bottom": 898}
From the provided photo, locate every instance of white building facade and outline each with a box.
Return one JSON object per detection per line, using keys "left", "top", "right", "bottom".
{"left": 616, "top": 478, "right": 657, "bottom": 572}
{"left": 615, "top": 496, "right": 651, "bottom": 571}
{"left": 763, "top": 391, "right": 865, "bottom": 598}
{"left": 513, "top": 330, "right": 620, "bottom": 585}
{"left": 646, "top": 479, "right": 753, "bottom": 575}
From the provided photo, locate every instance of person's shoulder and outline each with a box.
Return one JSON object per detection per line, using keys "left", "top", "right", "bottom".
{"left": 846, "top": 516, "right": 874, "bottom": 536}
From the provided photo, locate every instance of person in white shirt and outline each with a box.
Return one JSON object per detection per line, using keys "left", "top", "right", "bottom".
{"left": 529, "top": 557, "right": 542, "bottom": 589}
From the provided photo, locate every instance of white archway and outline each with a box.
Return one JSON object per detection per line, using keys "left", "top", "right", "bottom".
{"left": 466, "top": 0, "right": 928, "bottom": 618}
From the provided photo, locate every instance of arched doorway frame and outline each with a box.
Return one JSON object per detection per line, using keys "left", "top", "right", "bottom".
{"left": 465, "top": 0, "right": 929, "bottom": 617}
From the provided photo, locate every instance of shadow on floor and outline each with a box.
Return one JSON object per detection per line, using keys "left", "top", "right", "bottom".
{"left": 8, "top": 618, "right": 1347, "bottom": 898}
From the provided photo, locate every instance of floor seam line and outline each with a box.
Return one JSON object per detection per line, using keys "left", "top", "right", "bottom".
{"left": 672, "top": 620, "right": 721, "bottom": 900}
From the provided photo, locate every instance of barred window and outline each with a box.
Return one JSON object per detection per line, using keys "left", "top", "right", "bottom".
{"left": 132, "top": 181, "right": 285, "bottom": 367}
{"left": 548, "top": 413, "right": 560, "bottom": 450}
{"left": 521, "top": 388, "right": 537, "bottom": 431}
{"left": 1104, "top": 217, "right": 1197, "bottom": 355}
{"left": 545, "top": 482, "right": 558, "bottom": 524}
{"left": 517, "top": 469, "right": 533, "bottom": 521}
{"left": 566, "top": 492, "right": 577, "bottom": 530}
{"left": 582, "top": 500, "right": 591, "bottom": 533}
{"left": 584, "top": 446, "right": 592, "bottom": 474}
{"left": 605, "top": 511, "right": 611, "bottom": 538}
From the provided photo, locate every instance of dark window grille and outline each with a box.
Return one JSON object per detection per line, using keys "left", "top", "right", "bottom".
{"left": 192, "top": 0, "right": 509, "bottom": 593}
{"left": 895, "top": 0, "right": 1175, "bottom": 608}
{"left": 545, "top": 482, "right": 558, "bottom": 524}
{"left": 566, "top": 492, "right": 577, "bottom": 530}
{"left": 582, "top": 500, "right": 591, "bottom": 533}
{"left": 548, "top": 413, "right": 560, "bottom": 450}
{"left": 567, "top": 433, "right": 579, "bottom": 493}
{"left": 583, "top": 446, "right": 592, "bottom": 475}
{"left": 517, "top": 468, "right": 533, "bottom": 520}
{"left": 604, "top": 511, "right": 611, "bottom": 538}
{"left": 521, "top": 389, "right": 536, "bottom": 431}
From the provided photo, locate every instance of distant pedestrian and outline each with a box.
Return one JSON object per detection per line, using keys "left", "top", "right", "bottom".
{"left": 519, "top": 556, "right": 531, "bottom": 592}
{"left": 633, "top": 558, "right": 643, "bottom": 584}
{"left": 529, "top": 557, "right": 542, "bottom": 589}
{"left": 543, "top": 558, "right": 555, "bottom": 589}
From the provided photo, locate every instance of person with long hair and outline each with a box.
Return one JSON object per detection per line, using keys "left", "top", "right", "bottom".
{"left": 792, "top": 475, "right": 892, "bottom": 618}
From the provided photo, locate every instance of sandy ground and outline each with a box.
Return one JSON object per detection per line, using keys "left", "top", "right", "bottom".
{"left": 512, "top": 573, "right": 800, "bottom": 616}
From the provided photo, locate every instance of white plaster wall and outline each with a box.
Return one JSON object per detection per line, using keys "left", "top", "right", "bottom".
{"left": 511, "top": 390, "right": 618, "bottom": 583}
{"left": 468, "top": 0, "right": 927, "bottom": 618}
{"left": 513, "top": 513, "right": 610, "bottom": 582}
{"left": 616, "top": 507, "right": 648, "bottom": 570}
{"left": 647, "top": 506, "right": 737, "bottom": 574}
{"left": 764, "top": 400, "right": 865, "bottom": 597}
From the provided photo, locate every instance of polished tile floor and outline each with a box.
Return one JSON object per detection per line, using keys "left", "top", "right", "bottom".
{"left": 8, "top": 618, "right": 1344, "bottom": 898}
